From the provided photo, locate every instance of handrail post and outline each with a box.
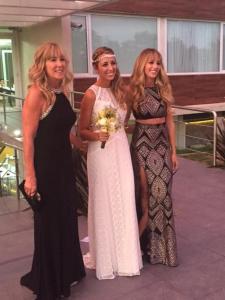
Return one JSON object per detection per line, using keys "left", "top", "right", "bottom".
{"left": 212, "top": 111, "right": 217, "bottom": 167}
{"left": 14, "top": 148, "right": 20, "bottom": 202}
{"left": 3, "top": 94, "right": 7, "bottom": 124}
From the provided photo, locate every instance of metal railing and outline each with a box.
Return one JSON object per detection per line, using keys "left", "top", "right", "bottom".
{"left": 0, "top": 91, "right": 83, "bottom": 202}
{"left": 0, "top": 92, "right": 221, "bottom": 203}
{"left": 0, "top": 92, "right": 23, "bottom": 135}
{"left": 0, "top": 137, "right": 23, "bottom": 201}
{"left": 173, "top": 105, "right": 217, "bottom": 166}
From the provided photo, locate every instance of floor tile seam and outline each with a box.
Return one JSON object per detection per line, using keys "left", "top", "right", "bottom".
{"left": 0, "top": 254, "right": 32, "bottom": 267}
{"left": 113, "top": 276, "right": 195, "bottom": 300}
{"left": 0, "top": 209, "right": 30, "bottom": 217}
{"left": 165, "top": 277, "right": 214, "bottom": 300}
{"left": 203, "top": 286, "right": 225, "bottom": 299}
{"left": 199, "top": 249, "right": 225, "bottom": 260}
{"left": 109, "top": 280, "right": 167, "bottom": 300}
{"left": 0, "top": 227, "right": 32, "bottom": 237}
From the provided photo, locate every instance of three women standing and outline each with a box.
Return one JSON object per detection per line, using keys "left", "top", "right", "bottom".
{"left": 79, "top": 47, "right": 142, "bottom": 280}
{"left": 129, "top": 48, "right": 178, "bottom": 267}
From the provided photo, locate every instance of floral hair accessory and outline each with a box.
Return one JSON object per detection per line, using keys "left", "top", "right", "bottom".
{"left": 92, "top": 54, "right": 116, "bottom": 64}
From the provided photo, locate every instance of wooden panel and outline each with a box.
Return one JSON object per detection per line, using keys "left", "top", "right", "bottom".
{"left": 170, "top": 74, "right": 225, "bottom": 105}
{"left": 90, "top": 0, "right": 225, "bottom": 21}
{"left": 74, "top": 74, "right": 225, "bottom": 106}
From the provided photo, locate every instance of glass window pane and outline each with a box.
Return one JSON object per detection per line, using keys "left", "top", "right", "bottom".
{"left": 167, "top": 20, "right": 220, "bottom": 73}
{"left": 92, "top": 15, "right": 157, "bottom": 73}
{"left": 0, "top": 39, "right": 14, "bottom": 91}
{"left": 71, "top": 15, "right": 88, "bottom": 73}
{"left": 223, "top": 25, "right": 225, "bottom": 69}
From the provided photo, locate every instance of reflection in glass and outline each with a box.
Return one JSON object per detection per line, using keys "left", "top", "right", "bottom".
{"left": 71, "top": 15, "right": 88, "bottom": 73}
{"left": 223, "top": 25, "right": 225, "bottom": 70}
{"left": 92, "top": 15, "right": 157, "bottom": 73}
{"left": 0, "top": 39, "right": 14, "bottom": 91}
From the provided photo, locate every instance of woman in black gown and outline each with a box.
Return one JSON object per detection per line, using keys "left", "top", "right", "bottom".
{"left": 20, "top": 42, "right": 85, "bottom": 299}
{"left": 129, "top": 48, "right": 178, "bottom": 267}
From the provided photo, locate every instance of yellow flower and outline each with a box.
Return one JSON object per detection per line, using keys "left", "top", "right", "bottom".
{"left": 97, "top": 117, "right": 108, "bottom": 126}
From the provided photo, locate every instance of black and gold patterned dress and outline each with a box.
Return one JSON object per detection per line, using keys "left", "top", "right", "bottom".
{"left": 131, "top": 87, "right": 178, "bottom": 267}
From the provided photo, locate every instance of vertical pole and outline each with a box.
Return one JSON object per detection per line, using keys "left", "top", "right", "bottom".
{"left": 212, "top": 111, "right": 217, "bottom": 167}
{"left": 14, "top": 148, "right": 20, "bottom": 202}
{"left": 3, "top": 95, "right": 7, "bottom": 124}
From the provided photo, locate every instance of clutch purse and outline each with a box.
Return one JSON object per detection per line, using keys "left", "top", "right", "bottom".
{"left": 18, "top": 180, "right": 42, "bottom": 212}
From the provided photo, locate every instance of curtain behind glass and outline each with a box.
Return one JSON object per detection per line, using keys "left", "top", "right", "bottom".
{"left": 92, "top": 15, "right": 157, "bottom": 73}
{"left": 168, "top": 20, "right": 220, "bottom": 73}
{"left": 223, "top": 24, "right": 225, "bottom": 70}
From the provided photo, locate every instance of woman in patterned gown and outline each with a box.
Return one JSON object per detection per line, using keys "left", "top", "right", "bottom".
{"left": 79, "top": 47, "right": 142, "bottom": 280}
{"left": 129, "top": 48, "right": 178, "bottom": 267}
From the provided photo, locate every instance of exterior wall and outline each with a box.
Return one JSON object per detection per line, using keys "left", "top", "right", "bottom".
{"left": 91, "top": 0, "right": 225, "bottom": 21}
{"left": 72, "top": 1, "right": 225, "bottom": 107}
{"left": 74, "top": 74, "right": 225, "bottom": 106}
{"left": 170, "top": 74, "right": 225, "bottom": 105}
{"left": 18, "top": 16, "right": 72, "bottom": 97}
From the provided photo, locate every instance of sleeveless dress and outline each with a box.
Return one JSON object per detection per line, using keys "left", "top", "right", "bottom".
{"left": 131, "top": 87, "right": 178, "bottom": 267}
{"left": 84, "top": 84, "right": 142, "bottom": 280}
{"left": 20, "top": 92, "right": 85, "bottom": 299}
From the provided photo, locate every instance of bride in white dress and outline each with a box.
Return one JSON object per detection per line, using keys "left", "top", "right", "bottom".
{"left": 79, "top": 47, "right": 142, "bottom": 280}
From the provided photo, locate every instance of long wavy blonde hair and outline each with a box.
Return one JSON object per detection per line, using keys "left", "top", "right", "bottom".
{"left": 28, "top": 42, "right": 73, "bottom": 105}
{"left": 92, "top": 46, "right": 126, "bottom": 109}
{"left": 129, "top": 48, "right": 174, "bottom": 111}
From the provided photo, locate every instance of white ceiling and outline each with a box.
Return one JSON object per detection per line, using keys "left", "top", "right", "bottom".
{"left": 0, "top": 0, "right": 116, "bottom": 28}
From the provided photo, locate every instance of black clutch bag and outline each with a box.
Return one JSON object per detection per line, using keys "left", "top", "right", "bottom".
{"left": 18, "top": 180, "right": 42, "bottom": 212}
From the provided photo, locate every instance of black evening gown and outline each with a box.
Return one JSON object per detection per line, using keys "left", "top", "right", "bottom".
{"left": 20, "top": 92, "right": 85, "bottom": 299}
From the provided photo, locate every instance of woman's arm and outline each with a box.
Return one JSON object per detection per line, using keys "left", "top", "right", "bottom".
{"left": 22, "top": 86, "right": 44, "bottom": 196}
{"left": 166, "top": 104, "right": 178, "bottom": 172}
{"left": 79, "top": 89, "right": 109, "bottom": 143}
{"left": 124, "top": 84, "right": 133, "bottom": 133}
{"left": 70, "top": 132, "right": 88, "bottom": 154}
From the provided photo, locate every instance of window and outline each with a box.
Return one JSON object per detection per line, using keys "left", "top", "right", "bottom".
{"left": 0, "top": 39, "right": 14, "bottom": 90}
{"left": 223, "top": 24, "right": 225, "bottom": 70}
{"left": 167, "top": 20, "right": 220, "bottom": 73}
{"left": 91, "top": 15, "right": 157, "bottom": 73}
{"left": 71, "top": 15, "right": 88, "bottom": 73}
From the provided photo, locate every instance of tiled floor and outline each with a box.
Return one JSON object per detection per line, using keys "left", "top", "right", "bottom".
{"left": 0, "top": 157, "right": 225, "bottom": 300}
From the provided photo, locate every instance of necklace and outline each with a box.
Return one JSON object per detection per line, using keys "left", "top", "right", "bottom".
{"left": 48, "top": 87, "right": 62, "bottom": 94}
{"left": 51, "top": 88, "right": 62, "bottom": 94}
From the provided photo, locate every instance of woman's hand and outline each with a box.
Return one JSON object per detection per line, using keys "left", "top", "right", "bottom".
{"left": 24, "top": 176, "right": 37, "bottom": 197}
{"left": 70, "top": 134, "right": 88, "bottom": 154}
{"left": 97, "top": 131, "right": 109, "bottom": 142}
{"left": 171, "top": 152, "right": 178, "bottom": 173}
{"left": 79, "top": 140, "right": 88, "bottom": 153}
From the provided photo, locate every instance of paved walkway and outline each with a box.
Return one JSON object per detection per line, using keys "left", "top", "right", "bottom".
{"left": 0, "top": 158, "right": 225, "bottom": 300}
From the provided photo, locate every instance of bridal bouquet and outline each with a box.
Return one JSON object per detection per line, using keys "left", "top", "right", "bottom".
{"left": 94, "top": 106, "right": 121, "bottom": 149}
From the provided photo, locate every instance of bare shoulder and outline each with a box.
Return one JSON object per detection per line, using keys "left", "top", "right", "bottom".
{"left": 85, "top": 88, "right": 96, "bottom": 100}
{"left": 23, "top": 85, "right": 45, "bottom": 117}
{"left": 81, "top": 88, "right": 96, "bottom": 107}
{"left": 24, "top": 85, "right": 44, "bottom": 109}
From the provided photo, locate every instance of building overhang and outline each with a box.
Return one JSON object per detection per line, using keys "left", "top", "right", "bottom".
{"left": 0, "top": 0, "right": 118, "bottom": 28}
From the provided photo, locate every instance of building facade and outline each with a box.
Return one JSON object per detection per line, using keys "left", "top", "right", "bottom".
{"left": 72, "top": 0, "right": 225, "bottom": 106}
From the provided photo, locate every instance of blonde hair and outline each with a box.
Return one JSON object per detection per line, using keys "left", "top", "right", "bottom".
{"left": 28, "top": 42, "right": 73, "bottom": 105}
{"left": 129, "top": 48, "right": 174, "bottom": 111}
{"left": 92, "top": 46, "right": 126, "bottom": 109}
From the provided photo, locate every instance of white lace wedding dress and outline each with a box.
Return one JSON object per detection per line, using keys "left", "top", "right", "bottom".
{"left": 84, "top": 84, "right": 143, "bottom": 280}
